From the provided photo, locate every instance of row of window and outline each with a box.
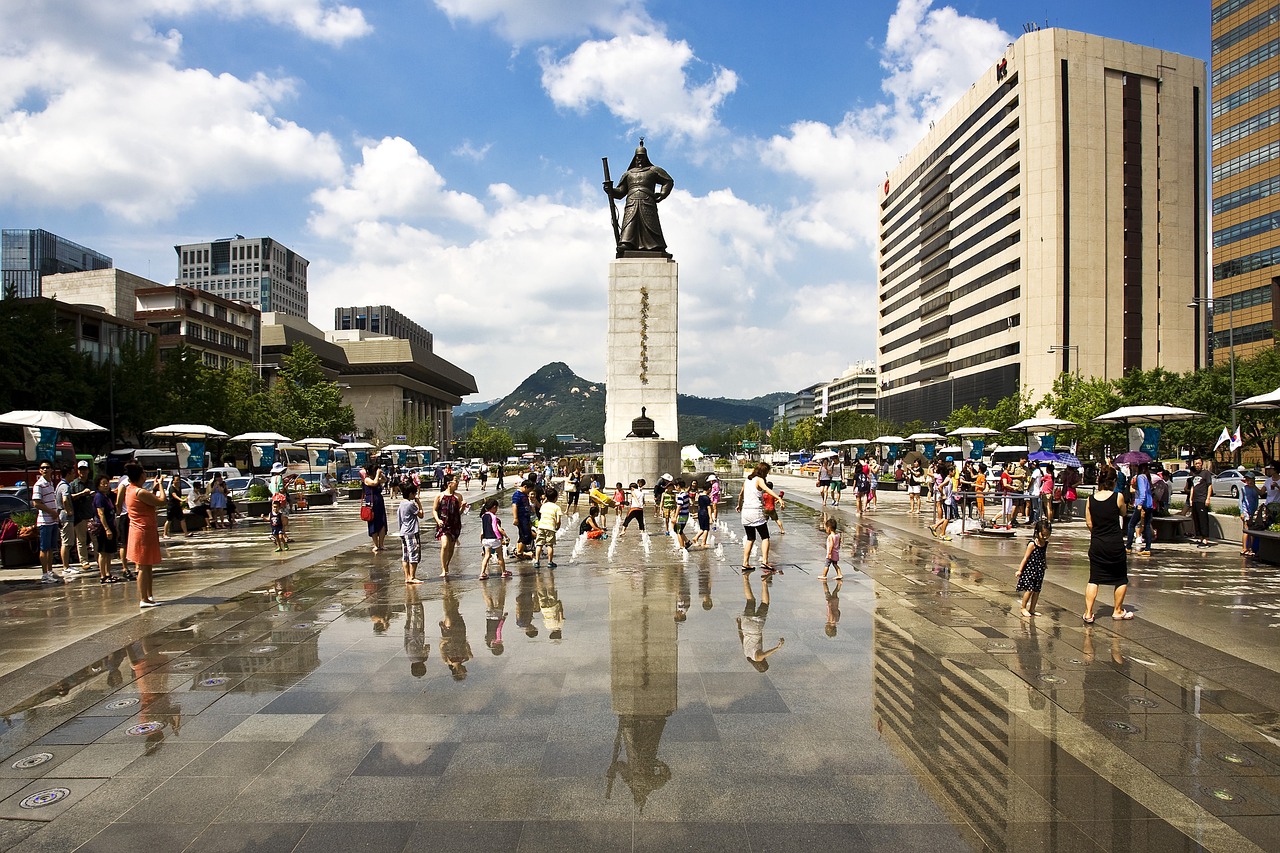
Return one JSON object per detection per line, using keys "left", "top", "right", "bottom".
{"left": 1213, "top": 106, "right": 1279, "bottom": 152}
{"left": 1213, "top": 3, "right": 1280, "bottom": 55}
{"left": 1215, "top": 174, "right": 1280, "bottom": 216}
{"left": 1213, "top": 37, "right": 1279, "bottom": 87}
{"left": 1214, "top": 244, "right": 1280, "bottom": 280}
{"left": 1214, "top": 284, "right": 1274, "bottom": 314}
{"left": 1213, "top": 210, "right": 1280, "bottom": 246}
{"left": 883, "top": 342, "right": 1021, "bottom": 390}
{"left": 1215, "top": 0, "right": 1262, "bottom": 24}
{"left": 1212, "top": 71, "right": 1280, "bottom": 119}
{"left": 1212, "top": 320, "right": 1274, "bottom": 350}
{"left": 1213, "top": 140, "right": 1279, "bottom": 183}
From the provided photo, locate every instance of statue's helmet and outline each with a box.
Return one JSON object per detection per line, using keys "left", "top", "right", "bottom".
{"left": 628, "top": 138, "right": 651, "bottom": 169}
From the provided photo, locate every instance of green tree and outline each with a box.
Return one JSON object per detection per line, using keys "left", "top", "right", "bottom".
{"left": 270, "top": 343, "right": 355, "bottom": 439}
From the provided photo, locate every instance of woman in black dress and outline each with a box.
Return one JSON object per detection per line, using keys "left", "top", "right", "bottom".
{"left": 1084, "top": 465, "right": 1131, "bottom": 622}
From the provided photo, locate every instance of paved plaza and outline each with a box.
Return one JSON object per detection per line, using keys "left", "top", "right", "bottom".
{"left": 0, "top": 480, "right": 1273, "bottom": 851}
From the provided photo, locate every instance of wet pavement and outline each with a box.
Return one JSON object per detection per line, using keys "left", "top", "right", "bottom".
{"left": 0, "top": 484, "right": 1272, "bottom": 851}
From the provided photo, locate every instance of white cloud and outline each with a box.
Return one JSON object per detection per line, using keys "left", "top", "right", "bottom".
{"left": 432, "top": 0, "right": 651, "bottom": 43}
{"left": 763, "top": 0, "right": 1011, "bottom": 250}
{"left": 452, "top": 140, "right": 493, "bottom": 161}
{"left": 540, "top": 33, "right": 738, "bottom": 141}
{"left": 0, "top": 1, "right": 363, "bottom": 221}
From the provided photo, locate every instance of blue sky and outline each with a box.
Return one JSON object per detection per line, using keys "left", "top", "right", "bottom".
{"left": 0, "top": 0, "right": 1211, "bottom": 401}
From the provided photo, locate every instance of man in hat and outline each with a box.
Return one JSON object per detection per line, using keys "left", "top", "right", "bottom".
{"left": 67, "top": 460, "right": 96, "bottom": 569}
{"left": 603, "top": 139, "right": 674, "bottom": 254}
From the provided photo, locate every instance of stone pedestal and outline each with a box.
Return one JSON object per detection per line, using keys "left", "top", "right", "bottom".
{"left": 604, "top": 258, "right": 679, "bottom": 486}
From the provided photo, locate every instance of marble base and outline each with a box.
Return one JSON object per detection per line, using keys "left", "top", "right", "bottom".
{"left": 603, "top": 439, "right": 682, "bottom": 490}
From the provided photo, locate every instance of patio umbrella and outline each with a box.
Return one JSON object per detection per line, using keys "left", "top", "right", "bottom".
{"left": 341, "top": 441, "right": 375, "bottom": 449}
{"left": 145, "top": 424, "right": 228, "bottom": 439}
{"left": 946, "top": 426, "right": 1000, "bottom": 437}
{"left": 1008, "top": 417, "right": 1078, "bottom": 433}
{"left": 381, "top": 444, "right": 413, "bottom": 451}
{"left": 905, "top": 432, "right": 947, "bottom": 442}
{"left": 817, "top": 440, "right": 842, "bottom": 447}
{"left": 228, "top": 432, "right": 292, "bottom": 443}
{"left": 871, "top": 436, "right": 906, "bottom": 445}
{"left": 1232, "top": 387, "right": 1280, "bottom": 409}
{"left": 1090, "top": 405, "right": 1204, "bottom": 425}
{"left": 0, "top": 410, "right": 107, "bottom": 432}
{"left": 840, "top": 439, "right": 870, "bottom": 445}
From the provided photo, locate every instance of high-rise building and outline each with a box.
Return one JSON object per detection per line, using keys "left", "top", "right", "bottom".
{"left": 334, "top": 305, "right": 433, "bottom": 350}
{"left": 174, "top": 236, "right": 308, "bottom": 318}
{"left": 877, "top": 29, "right": 1206, "bottom": 426}
{"left": 1210, "top": 1, "right": 1280, "bottom": 361}
{"left": 815, "top": 362, "right": 878, "bottom": 417}
{"left": 1, "top": 229, "right": 112, "bottom": 299}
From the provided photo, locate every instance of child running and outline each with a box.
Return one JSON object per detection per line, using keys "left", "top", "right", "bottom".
{"left": 619, "top": 480, "right": 646, "bottom": 538}
{"left": 398, "top": 481, "right": 424, "bottom": 583}
{"left": 693, "top": 483, "right": 712, "bottom": 547}
{"left": 820, "top": 517, "right": 842, "bottom": 580}
{"left": 672, "top": 479, "right": 692, "bottom": 550}
{"left": 612, "top": 482, "right": 626, "bottom": 522}
{"left": 534, "top": 487, "right": 562, "bottom": 568}
{"left": 1015, "top": 518, "right": 1052, "bottom": 617}
{"left": 479, "top": 498, "right": 510, "bottom": 580}
{"left": 269, "top": 493, "right": 289, "bottom": 552}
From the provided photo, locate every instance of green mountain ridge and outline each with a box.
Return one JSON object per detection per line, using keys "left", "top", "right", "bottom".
{"left": 454, "top": 362, "right": 787, "bottom": 444}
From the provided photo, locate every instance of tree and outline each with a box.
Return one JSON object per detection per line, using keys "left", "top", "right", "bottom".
{"left": 270, "top": 344, "right": 355, "bottom": 439}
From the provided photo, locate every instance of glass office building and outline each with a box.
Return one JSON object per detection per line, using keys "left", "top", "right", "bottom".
{"left": 1, "top": 229, "right": 112, "bottom": 299}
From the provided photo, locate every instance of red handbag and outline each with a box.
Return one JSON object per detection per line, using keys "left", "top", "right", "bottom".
{"left": 360, "top": 503, "right": 373, "bottom": 522}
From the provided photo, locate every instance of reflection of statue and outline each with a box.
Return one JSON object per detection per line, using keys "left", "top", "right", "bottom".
{"left": 603, "top": 139, "right": 674, "bottom": 257}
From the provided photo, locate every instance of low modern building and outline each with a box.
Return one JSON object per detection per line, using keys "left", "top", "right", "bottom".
{"left": 815, "top": 362, "right": 878, "bottom": 417}
{"left": 2, "top": 229, "right": 111, "bottom": 299}
{"left": 877, "top": 29, "right": 1206, "bottom": 426}
{"left": 775, "top": 387, "right": 818, "bottom": 429}
{"left": 134, "top": 285, "right": 260, "bottom": 370}
{"left": 174, "top": 236, "right": 308, "bottom": 318}
{"left": 334, "top": 305, "right": 433, "bottom": 350}
{"left": 260, "top": 315, "right": 477, "bottom": 449}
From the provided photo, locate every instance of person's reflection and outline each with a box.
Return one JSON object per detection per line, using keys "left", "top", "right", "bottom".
{"left": 127, "top": 637, "right": 181, "bottom": 755}
{"left": 366, "top": 565, "right": 392, "bottom": 635}
{"left": 675, "top": 566, "right": 691, "bottom": 623}
{"left": 537, "top": 567, "right": 564, "bottom": 641}
{"left": 698, "top": 565, "right": 713, "bottom": 611}
{"left": 440, "top": 581, "right": 472, "bottom": 679}
{"left": 403, "top": 584, "right": 429, "bottom": 678}
{"left": 737, "top": 571, "right": 784, "bottom": 671}
{"left": 482, "top": 576, "right": 508, "bottom": 655}
{"left": 823, "top": 578, "right": 842, "bottom": 638}
{"left": 515, "top": 569, "right": 539, "bottom": 638}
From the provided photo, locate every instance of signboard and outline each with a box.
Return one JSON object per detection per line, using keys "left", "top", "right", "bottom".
{"left": 923, "top": 442, "right": 936, "bottom": 460}
{"left": 1140, "top": 427, "right": 1160, "bottom": 458}
{"left": 969, "top": 439, "right": 985, "bottom": 460}
{"left": 742, "top": 441, "right": 758, "bottom": 450}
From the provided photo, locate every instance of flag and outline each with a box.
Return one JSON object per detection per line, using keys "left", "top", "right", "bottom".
{"left": 1214, "top": 427, "right": 1231, "bottom": 451}
{"left": 1230, "top": 427, "right": 1243, "bottom": 452}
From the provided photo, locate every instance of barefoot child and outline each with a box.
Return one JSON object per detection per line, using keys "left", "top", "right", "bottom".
{"left": 578, "top": 505, "right": 607, "bottom": 540}
{"left": 693, "top": 483, "right": 712, "bottom": 547}
{"left": 820, "top": 517, "right": 842, "bottom": 580}
{"left": 398, "top": 481, "right": 424, "bottom": 583}
{"left": 269, "top": 494, "right": 289, "bottom": 552}
{"left": 479, "top": 498, "right": 509, "bottom": 580}
{"left": 763, "top": 481, "right": 786, "bottom": 535}
{"left": 534, "top": 487, "right": 562, "bottom": 568}
{"left": 1015, "top": 518, "right": 1051, "bottom": 617}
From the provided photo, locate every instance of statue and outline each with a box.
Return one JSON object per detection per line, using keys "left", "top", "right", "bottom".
{"left": 603, "top": 139, "right": 674, "bottom": 257}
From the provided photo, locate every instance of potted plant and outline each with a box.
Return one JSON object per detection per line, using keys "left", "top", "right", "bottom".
{"left": 245, "top": 483, "right": 272, "bottom": 517}
{"left": 0, "top": 511, "right": 39, "bottom": 568}
{"left": 344, "top": 479, "right": 364, "bottom": 500}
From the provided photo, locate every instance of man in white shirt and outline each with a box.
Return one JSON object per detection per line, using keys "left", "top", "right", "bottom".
{"left": 31, "top": 462, "right": 63, "bottom": 585}
{"left": 1028, "top": 465, "right": 1044, "bottom": 523}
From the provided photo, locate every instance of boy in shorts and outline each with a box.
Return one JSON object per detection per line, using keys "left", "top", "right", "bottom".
{"left": 762, "top": 481, "right": 786, "bottom": 534}
{"left": 535, "top": 487, "right": 562, "bottom": 568}
{"left": 398, "top": 481, "right": 423, "bottom": 583}
{"left": 672, "top": 479, "right": 692, "bottom": 550}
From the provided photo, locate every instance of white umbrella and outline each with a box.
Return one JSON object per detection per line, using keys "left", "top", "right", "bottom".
{"left": 1091, "top": 405, "right": 1204, "bottom": 425}
{"left": 413, "top": 445, "right": 437, "bottom": 452}
{"left": 381, "top": 443, "right": 414, "bottom": 452}
{"left": 871, "top": 435, "right": 907, "bottom": 444}
{"left": 1233, "top": 387, "right": 1280, "bottom": 410}
{"left": 817, "top": 440, "right": 842, "bottom": 447}
{"left": 1008, "top": 417, "right": 1078, "bottom": 432}
{"left": 812, "top": 450, "right": 838, "bottom": 460}
{"left": 295, "top": 437, "right": 340, "bottom": 447}
{"left": 947, "top": 426, "right": 1000, "bottom": 437}
{"left": 840, "top": 438, "right": 870, "bottom": 446}
{"left": 145, "top": 423, "right": 228, "bottom": 438}
{"left": 0, "top": 410, "right": 107, "bottom": 432}
{"left": 905, "top": 432, "right": 948, "bottom": 442}
{"left": 681, "top": 444, "right": 704, "bottom": 461}
{"left": 341, "top": 441, "right": 376, "bottom": 450}
{"left": 228, "top": 431, "right": 293, "bottom": 443}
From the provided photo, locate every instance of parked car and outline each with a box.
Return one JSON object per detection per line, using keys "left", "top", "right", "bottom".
{"left": 1170, "top": 470, "right": 1191, "bottom": 493}
{"left": 224, "top": 476, "right": 268, "bottom": 500}
{"left": 0, "top": 494, "right": 32, "bottom": 525}
{"left": 1212, "top": 468, "right": 1258, "bottom": 499}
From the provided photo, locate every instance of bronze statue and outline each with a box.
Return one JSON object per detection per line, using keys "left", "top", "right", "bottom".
{"left": 603, "top": 139, "right": 674, "bottom": 257}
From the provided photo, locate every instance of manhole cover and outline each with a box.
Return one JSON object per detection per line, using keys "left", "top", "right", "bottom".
{"left": 1202, "top": 786, "right": 1241, "bottom": 803}
{"left": 11, "top": 753, "right": 54, "bottom": 770}
{"left": 171, "top": 660, "right": 202, "bottom": 670}
{"left": 199, "top": 677, "right": 230, "bottom": 687}
{"left": 1040, "top": 675, "right": 1066, "bottom": 684}
{"left": 105, "top": 698, "right": 139, "bottom": 710}
{"left": 987, "top": 641, "right": 1012, "bottom": 650}
{"left": 1125, "top": 696, "right": 1158, "bottom": 708}
{"left": 291, "top": 623, "right": 311, "bottom": 630}
{"left": 1103, "top": 720, "right": 1140, "bottom": 734}
{"left": 126, "top": 722, "right": 165, "bottom": 736}
{"left": 250, "top": 645, "right": 278, "bottom": 654}
{"left": 19, "top": 788, "right": 70, "bottom": 809}
{"left": 1216, "top": 751, "right": 1255, "bottom": 767}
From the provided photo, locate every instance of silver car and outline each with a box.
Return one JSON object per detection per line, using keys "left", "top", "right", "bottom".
{"left": 1212, "top": 468, "right": 1258, "bottom": 499}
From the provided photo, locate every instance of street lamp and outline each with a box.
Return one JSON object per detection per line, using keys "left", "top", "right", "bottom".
{"left": 1047, "top": 344, "right": 1079, "bottom": 377}
{"left": 1188, "top": 297, "right": 1236, "bottom": 430}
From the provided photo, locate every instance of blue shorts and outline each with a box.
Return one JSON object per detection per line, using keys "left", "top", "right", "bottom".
{"left": 39, "top": 524, "right": 58, "bottom": 553}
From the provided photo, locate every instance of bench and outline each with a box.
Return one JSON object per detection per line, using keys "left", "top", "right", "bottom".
{"left": 1245, "top": 528, "right": 1280, "bottom": 564}
{"left": 1150, "top": 514, "right": 1191, "bottom": 543}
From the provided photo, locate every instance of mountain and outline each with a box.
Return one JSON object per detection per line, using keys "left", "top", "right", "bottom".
{"left": 454, "top": 362, "right": 785, "bottom": 444}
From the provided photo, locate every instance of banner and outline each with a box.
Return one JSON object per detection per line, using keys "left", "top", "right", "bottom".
{"left": 923, "top": 442, "right": 936, "bottom": 460}
{"left": 252, "top": 444, "right": 276, "bottom": 469}
{"left": 855, "top": 446, "right": 865, "bottom": 458}
{"left": 34, "top": 427, "right": 58, "bottom": 463}
{"left": 314, "top": 449, "right": 330, "bottom": 466}
{"left": 177, "top": 440, "right": 205, "bottom": 471}
{"left": 970, "top": 439, "right": 985, "bottom": 460}
{"left": 354, "top": 450, "right": 368, "bottom": 467}
{"left": 1139, "top": 427, "right": 1160, "bottom": 458}
{"left": 887, "top": 446, "right": 898, "bottom": 462}
{"left": 397, "top": 450, "right": 408, "bottom": 467}
{"left": 1039, "top": 434, "right": 1056, "bottom": 452}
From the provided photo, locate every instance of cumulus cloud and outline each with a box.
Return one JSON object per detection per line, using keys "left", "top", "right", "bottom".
{"left": 432, "top": 0, "right": 651, "bottom": 43}
{"left": 764, "top": 0, "right": 1011, "bottom": 250}
{"left": 0, "top": 1, "right": 363, "bottom": 221}
{"left": 540, "top": 33, "right": 738, "bottom": 142}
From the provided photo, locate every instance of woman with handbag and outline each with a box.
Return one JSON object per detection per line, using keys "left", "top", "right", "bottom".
{"left": 91, "top": 475, "right": 128, "bottom": 584}
{"left": 363, "top": 463, "right": 388, "bottom": 553}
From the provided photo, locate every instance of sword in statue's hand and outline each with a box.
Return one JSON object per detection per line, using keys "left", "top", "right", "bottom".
{"left": 602, "top": 157, "right": 621, "bottom": 248}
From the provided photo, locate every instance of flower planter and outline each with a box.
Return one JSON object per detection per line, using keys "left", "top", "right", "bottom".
{"left": 345, "top": 487, "right": 364, "bottom": 500}
{"left": 245, "top": 500, "right": 270, "bottom": 518}
{"left": 0, "top": 538, "right": 38, "bottom": 569}
{"left": 307, "top": 492, "right": 335, "bottom": 507}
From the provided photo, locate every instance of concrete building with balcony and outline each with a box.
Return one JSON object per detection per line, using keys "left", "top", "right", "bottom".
{"left": 775, "top": 388, "right": 818, "bottom": 429}
{"left": 134, "top": 285, "right": 260, "bottom": 370}
{"left": 877, "top": 29, "right": 1206, "bottom": 426}
{"left": 1210, "top": 0, "right": 1280, "bottom": 360}
{"left": 175, "top": 236, "right": 308, "bottom": 318}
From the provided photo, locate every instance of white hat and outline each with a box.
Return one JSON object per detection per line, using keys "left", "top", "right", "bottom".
{"left": 270, "top": 462, "right": 286, "bottom": 473}
{"left": 661, "top": 473, "right": 673, "bottom": 481}
{"left": 76, "top": 460, "right": 89, "bottom": 468}
{"left": 706, "top": 474, "right": 717, "bottom": 481}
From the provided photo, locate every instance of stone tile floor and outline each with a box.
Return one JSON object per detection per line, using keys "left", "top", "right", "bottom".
{"left": 0, "top": 484, "right": 1270, "bottom": 851}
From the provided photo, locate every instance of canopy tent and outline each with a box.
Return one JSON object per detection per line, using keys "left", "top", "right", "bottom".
{"left": 946, "top": 426, "right": 1000, "bottom": 437}
{"left": 0, "top": 410, "right": 107, "bottom": 432}
{"left": 1007, "top": 417, "right": 1078, "bottom": 433}
{"left": 681, "top": 445, "right": 704, "bottom": 461}
{"left": 1232, "top": 387, "right": 1280, "bottom": 410}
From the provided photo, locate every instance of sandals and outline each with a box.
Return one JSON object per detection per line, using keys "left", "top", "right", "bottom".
{"left": 1082, "top": 614, "right": 1095, "bottom": 624}
{"left": 1112, "top": 611, "right": 1134, "bottom": 620}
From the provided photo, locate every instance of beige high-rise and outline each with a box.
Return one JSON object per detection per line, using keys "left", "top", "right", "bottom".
{"left": 877, "top": 29, "right": 1207, "bottom": 426}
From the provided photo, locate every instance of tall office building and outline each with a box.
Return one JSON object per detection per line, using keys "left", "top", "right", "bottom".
{"left": 877, "top": 29, "right": 1206, "bottom": 426}
{"left": 1210, "top": 1, "right": 1280, "bottom": 361}
{"left": 334, "top": 305, "right": 433, "bottom": 350}
{"left": 174, "top": 236, "right": 308, "bottom": 318}
{"left": 1, "top": 229, "right": 112, "bottom": 299}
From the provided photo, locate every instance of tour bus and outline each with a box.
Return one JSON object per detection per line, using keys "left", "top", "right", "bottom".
{"left": 987, "top": 445, "right": 1029, "bottom": 474}
{"left": 0, "top": 440, "right": 77, "bottom": 489}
